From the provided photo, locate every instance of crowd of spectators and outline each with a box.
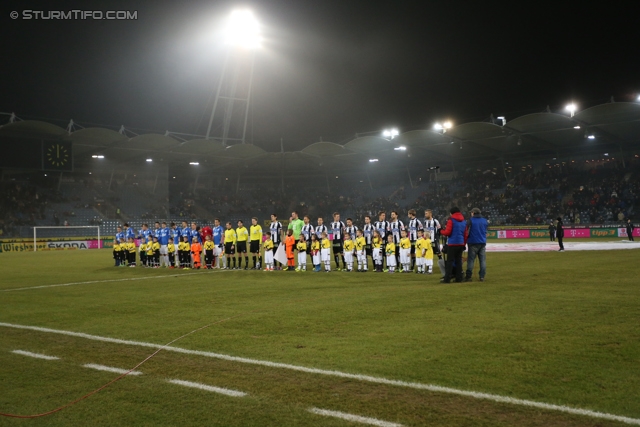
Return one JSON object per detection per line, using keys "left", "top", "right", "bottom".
{"left": 2, "top": 157, "right": 638, "bottom": 238}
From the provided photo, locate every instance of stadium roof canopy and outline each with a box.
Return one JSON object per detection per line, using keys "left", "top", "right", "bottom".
{"left": 2, "top": 101, "right": 640, "bottom": 174}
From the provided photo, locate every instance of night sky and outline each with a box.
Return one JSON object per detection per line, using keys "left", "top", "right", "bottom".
{"left": 2, "top": 0, "right": 638, "bottom": 150}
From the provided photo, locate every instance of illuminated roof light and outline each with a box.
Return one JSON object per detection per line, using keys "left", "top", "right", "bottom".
{"left": 146, "top": 158, "right": 153, "bottom": 162}
{"left": 369, "top": 159, "right": 379, "bottom": 162}
{"left": 433, "top": 123, "right": 443, "bottom": 131}
{"left": 189, "top": 162, "right": 200, "bottom": 165}
{"left": 587, "top": 135, "right": 595, "bottom": 140}
{"left": 443, "top": 121, "right": 453, "bottom": 129}
{"left": 573, "top": 125, "right": 581, "bottom": 129}
{"left": 394, "top": 146, "right": 407, "bottom": 151}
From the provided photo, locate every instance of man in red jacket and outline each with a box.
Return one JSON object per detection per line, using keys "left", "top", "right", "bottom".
{"left": 440, "top": 207, "right": 468, "bottom": 283}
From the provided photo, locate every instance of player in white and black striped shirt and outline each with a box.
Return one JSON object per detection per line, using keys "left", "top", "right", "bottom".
{"left": 270, "top": 214, "right": 283, "bottom": 270}
{"left": 330, "top": 212, "right": 347, "bottom": 270}
{"left": 302, "top": 216, "right": 315, "bottom": 265}
{"left": 407, "top": 209, "right": 423, "bottom": 271}
{"left": 315, "top": 217, "right": 328, "bottom": 239}
{"left": 389, "top": 211, "right": 405, "bottom": 266}
{"left": 362, "top": 215, "right": 374, "bottom": 267}
{"left": 345, "top": 218, "right": 358, "bottom": 240}
{"left": 424, "top": 209, "right": 444, "bottom": 276}
{"left": 373, "top": 211, "right": 390, "bottom": 269}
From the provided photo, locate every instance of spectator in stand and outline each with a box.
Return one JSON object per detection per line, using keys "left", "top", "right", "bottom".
{"left": 465, "top": 208, "right": 488, "bottom": 282}
{"left": 556, "top": 217, "right": 565, "bottom": 252}
{"left": 440, "top": 207, "right": 468, "bottom": 283}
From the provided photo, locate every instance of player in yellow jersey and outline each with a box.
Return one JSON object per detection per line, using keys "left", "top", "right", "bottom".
{"left": 385, "top": 234, "right": 396, "bottom": 273}
{"left": 181, "top": 236, "right": 191, "bottom": 269}
{"left": 310, "top": 234, "right": 321, "bottom": 272}
{"left": 423, "top": 230, "right": 434, "bottom": 274}
{"left": 139, "top": 240, "right": 148, "bottom": 267}
{"left": 127, "top": 237, "right": 137, "bottom": 267}
{"left": 415, "top": 229, "right": 427, "bottom": 274}
{"left": 113, "top": 241, "right": 121, "bottom": 266}
{"left": 167, "top": 240, "right": 176, "bottom": 269}
{"left": 152, "top": 237, "right": 161, "bottom": 268}
{"left": 354, "top": 229, "right": 367, "bottom": 272}
{"left": 236, "top": 220, "right": 249, "bottom": 270}
{"left": 263, "top": 232, "right": 275, "bottom": 271}
{"left": 204, "top": 235, "right": 215, "bottom": 269}
{"left": 399, "top": 229, "right": 412, "bottom": 273}
{"left": 224, "top": 222, "right": 237, "bottom": 269}
{"left": 320, "top": 231, "right": 331, "bottom": 272}
{"left": 249, "top": 217, "right": 263, "bottom": 269}
{"left": 343, "top": 233, "right": 355, "bottom": 272}
{"left": 296, "top": 235, "right": 307, "bottom": 272}
{"left": 146, "top": 238, "right": 155, "bottom": 267}
{"left": 372, "top": 230, "right": 383, "bottom": 272}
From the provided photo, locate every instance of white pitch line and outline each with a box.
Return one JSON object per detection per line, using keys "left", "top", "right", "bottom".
{"left": 83, "top": 363, "right": 142, "bottom": 376}
{"left": 167, "top": 379, "right": 247, "bottom": 397}
{"left": 1, "top": 270, "right": 229, "bottom": 292}
{"left": 11, "top": 349, "right": 59, "bottom": 360}
{"left": 1, "top": 322, "right": 639, "bottom": 426}
{"left": 309, "top": 407, "right": 403, "bottom": 427}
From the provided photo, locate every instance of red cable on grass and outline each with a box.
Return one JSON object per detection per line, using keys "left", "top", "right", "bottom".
{"left": 0, "top": 312, "right": 254, "bottom": 418}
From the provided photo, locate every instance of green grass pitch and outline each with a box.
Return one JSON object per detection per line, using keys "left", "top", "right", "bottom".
{"left": 0, "top": 247, "right": 639, "bottom": 426}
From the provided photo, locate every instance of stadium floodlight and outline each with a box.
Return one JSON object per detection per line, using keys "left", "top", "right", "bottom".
{"left": 92, "top": 155, "right": 104, "bottom": 159}
{"left": 443, "top": 121, "right": 453, "bottom": 129}
{"left": 565, "top": 103, "right": 577, "bottom": 117}
{"left": 146, "top": 158, "right": 153, "bottom": 162}
{"left": 433, "top": 123, "right": 443, "bottom": 131}
{"left": 394, "top": 146, "right": 407, "bottom": 151}
{"left": 224, "top": 9, "right": 261, "bottom": 49}
{"left": 637, "top": 95, "right": 640, "bottom": 101}
{"left": 574, "top": 125, "right": 581, "bottom": 129}
{"left": 497, "top": 116, "right": 506, "bottom": 126}
{"left": 382, "top": 128, "right": 399, "bottom": 139}
{"left": 587, "top": 135, "right": 595, "bottom": 140}
{"left": 189, "top": 162, "right": 200, "bottom": 165}
{"left": 369, "top": 159, "right": 379, "bottom": 162}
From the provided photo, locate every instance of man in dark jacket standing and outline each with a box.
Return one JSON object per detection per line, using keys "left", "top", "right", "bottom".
{"left": 556, "top": 217, "right": 565, "bottom": 252}
{"left": 626, "top": 219, "right": 635, "bottom": 241}
{"left": 440, "top": 207, "right": 468, "bottom": 283}
{"left": 465, "top": 208, "right": 488, "bottom": 282}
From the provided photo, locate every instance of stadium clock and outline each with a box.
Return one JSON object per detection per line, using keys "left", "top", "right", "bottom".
{"left": 45, "top": 142, "right": 70, "bottom": 169}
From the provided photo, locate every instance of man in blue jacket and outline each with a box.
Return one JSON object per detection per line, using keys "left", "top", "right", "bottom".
{"left": 465, "top": 208, "right": 488, "bottom": 282}
{"left": 440, "top": 207, "right": 468, "bottom": 283}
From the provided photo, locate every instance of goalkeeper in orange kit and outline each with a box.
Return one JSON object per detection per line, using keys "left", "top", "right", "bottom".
{"left": 191, "top": 237, "right": 202, "bottom": 269}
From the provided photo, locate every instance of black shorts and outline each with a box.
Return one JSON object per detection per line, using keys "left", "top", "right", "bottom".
{"left": 250, "top": 240, "right": 260, "bottom": 253}
{"left": 365, "top": 244, "right": 372, "bottom": 257}
{"left": 236, "top": 241, "right": 247, "bottom": 253}
{"left": 410, "top": 242, "right": 416, "bottom": 255}
{"left": 225, "top": 242, "right": 235, "bottom": 255}
{"left": 332, "top": 239, "right": 343, "bottom": 254}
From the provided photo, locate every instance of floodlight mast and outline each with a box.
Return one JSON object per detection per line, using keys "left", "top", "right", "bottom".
{"left": 205, "top": 10, "right": 261, "bottom": 145}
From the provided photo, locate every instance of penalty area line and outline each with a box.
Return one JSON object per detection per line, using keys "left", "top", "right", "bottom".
{"left": 1, "top": 322, "right": 639, "bottom": 426}
{"left": 1, "top": 270, "right": 230, "bottom": 292}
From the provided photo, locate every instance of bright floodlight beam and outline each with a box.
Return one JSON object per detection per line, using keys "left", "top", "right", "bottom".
{"left": 565, "top": 103, "right": 577, "bottom": 117}
{"left": 225, "top": 9, "right": 261, "bottom": 49}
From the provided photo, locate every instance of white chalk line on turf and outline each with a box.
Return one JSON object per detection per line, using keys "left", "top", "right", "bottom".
{"left": 167, "top": 379, "right": 247, "bottom": 397}
{"left": 83, "top": 363, "right": 142, "bottom": 376}
{"left": 1, "top": 322, "right": 639, "bottom": 426}
{"left": 11, "top": 350, "right": 59, "bottom": 360}
{"left": 309, "top": 407, "right": 403, "bottom": 427}
{"left": 1, "top": 270, "right": 230, "bottom": 292}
